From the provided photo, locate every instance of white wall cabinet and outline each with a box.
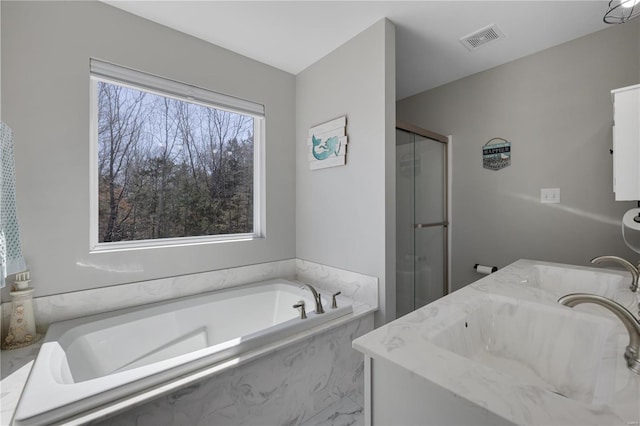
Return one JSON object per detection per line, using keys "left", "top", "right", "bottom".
{"left": 612, "top": 84, "right": 640, "bottom": 201}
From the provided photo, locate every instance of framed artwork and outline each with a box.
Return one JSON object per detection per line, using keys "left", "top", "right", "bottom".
{"left": 308, "top": 116, "right": 348, "bottom": 170}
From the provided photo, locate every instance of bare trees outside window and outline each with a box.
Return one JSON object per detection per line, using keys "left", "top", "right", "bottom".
{"left": 97, "top": 81, "right": 254, "bottom": 243}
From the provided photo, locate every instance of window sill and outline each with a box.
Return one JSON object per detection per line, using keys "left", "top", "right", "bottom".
{"left": 90, "top": 233, "right": 262, "bottom": 253}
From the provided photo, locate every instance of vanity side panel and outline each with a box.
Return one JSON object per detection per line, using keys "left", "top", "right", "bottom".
{"left": 370, "top": 357, "right": 513, "bottom": 426}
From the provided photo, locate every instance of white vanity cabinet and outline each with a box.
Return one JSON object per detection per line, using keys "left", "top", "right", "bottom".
{"left": 612, "top": 84, "right": 640, "bottom": 201}
{"left": 353, "top": 260, "right": 640, "bottom": 426}
{"left": 361, "top": 356, "right": 511, "bottom": 426}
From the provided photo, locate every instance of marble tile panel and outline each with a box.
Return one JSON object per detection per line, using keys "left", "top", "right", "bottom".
{"left": 295, "top": 259, "right": 378, "bottom": 312}
{"left": 0, "top": 341, "right": 43, "bottom": 426}
{"left": 301, "top": 396, "right": 364, "bottom": 426}
{"left": 98, "top": 315, "right": 373, "bottom": 426}
{"left": 1, "top": 259, "right": 378, "bottom": 424}
{"left": 1, "top": 259, "right": 296, "bottom": 336}
{"left": 2, "top": 258, "right": 380, "bottom": 339}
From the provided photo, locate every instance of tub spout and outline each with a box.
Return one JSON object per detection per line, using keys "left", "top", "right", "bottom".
{"left": 591, "top": 255, "right": 639, "bottom": 292}
{"left": 301, "top": 283, "right": 324, "bottom": 314}
{"left": 558, "top": 293, "right": 640, "bottom": 375}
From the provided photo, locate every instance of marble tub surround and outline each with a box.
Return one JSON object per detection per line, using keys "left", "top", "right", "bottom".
{"left": 14, "top": 280, "right": 354, "bottom": 426}
{"left": 0, "top": 259, "right": 295, "bottom": 339}
{"left": 300, "top": 395, "right": 364, "bottom": 426}
{"left": 295, "top": 259, "right": 378, "bottom": 311}
{"left": 94, "top": 315, "right": 373, "bottom": 426}
{"left": 0, "top": 343, "right": 42, "bottom": 426}
{"left": 1, "top": 260, "right": 377, "bottom": 425}
{"left": 1, "top": 258, "right": 378, "bottom": 341}
{"left": 353, "top": 259, "right": 640, "bottom": 426}
{"left": 3, "top": 313, "right": 371, "bottom": 426}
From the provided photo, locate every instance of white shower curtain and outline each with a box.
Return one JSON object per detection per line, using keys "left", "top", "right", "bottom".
{"left": 0, "top": 122, "right": 26, "bottom": 287}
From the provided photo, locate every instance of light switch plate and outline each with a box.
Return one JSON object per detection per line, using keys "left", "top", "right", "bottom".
{"left": 540, "top": 188, "right": 560, "bottom": 204}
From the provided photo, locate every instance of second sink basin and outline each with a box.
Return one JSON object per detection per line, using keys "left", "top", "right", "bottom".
{"left": 428, "top": 295, "right": 619, "bottom": 406}
{"left": 530, "top": 263, "right": 628, "bottom": 297}
{"left": 525, "top": 263, "right": 638, "bottom": 317}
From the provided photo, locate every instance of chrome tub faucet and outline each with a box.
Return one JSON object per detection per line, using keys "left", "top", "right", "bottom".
{"left": 300, "top": 283, "right": 325, "bottom": 314}
{"left": 559, "top": 293, "right": 640, "bottom": 375}
{"left": 591, "top": 255, "right": 639, "bottom": 292}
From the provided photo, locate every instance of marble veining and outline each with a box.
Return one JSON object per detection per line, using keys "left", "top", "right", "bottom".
{"left": 353, "top": 259, "right": 640, "bottom": 426}
{"left": 95, "top": 315, "right": 372, "bottom": 426}
{"left": 301, "top": 396, "right": 364, "bottom": 426}
{"left": 1, "top": 260, "right": 296, "bottom": 337}
{"left": 0, "top": 343, "right": 41, "bottom": 426}
{"left": 1, "top": 259, "right": 377, "bottom": 425}
{"left": 295, "top": 259, "right": 378, "bottom": 311}
{"left": 1, "top": 258, "right": 378, "bottom": 339}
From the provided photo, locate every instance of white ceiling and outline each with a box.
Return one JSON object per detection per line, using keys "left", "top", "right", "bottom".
{"left": 103, "top": 1, "right": 611, "bottom": 99}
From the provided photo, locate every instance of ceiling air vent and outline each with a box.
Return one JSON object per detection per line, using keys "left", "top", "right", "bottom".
{"left": 460, "top": 24, "right": 505, "bottom": 51}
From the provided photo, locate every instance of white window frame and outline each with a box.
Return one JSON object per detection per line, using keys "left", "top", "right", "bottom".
{"left": 89, "top": 59, "right": 265, "bottom": 252}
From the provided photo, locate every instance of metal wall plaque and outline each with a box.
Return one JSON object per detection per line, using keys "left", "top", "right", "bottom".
{"left": 482, "top": 138, "right": 511, "bottom": 170}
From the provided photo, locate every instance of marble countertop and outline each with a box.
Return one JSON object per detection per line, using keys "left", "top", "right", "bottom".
{"left": 353, "top": 259, "right": 640, "bottom": 426}
{"left": 1, "top": 342, "right": 42, "bottom": 426}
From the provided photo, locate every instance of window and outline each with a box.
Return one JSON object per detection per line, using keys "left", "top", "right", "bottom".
{"left": 89, "top": 59, "right": 264, "bottom": 250}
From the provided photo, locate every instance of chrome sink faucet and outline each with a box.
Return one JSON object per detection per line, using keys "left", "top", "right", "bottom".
{"left": 559, "top": 293, "right": 640, "bottom": 375}
{"left": 300, "top": 283, "right": 325, "bottom": 314}
{"left": 591, "top": 255, "right": 639, "bottom": 292}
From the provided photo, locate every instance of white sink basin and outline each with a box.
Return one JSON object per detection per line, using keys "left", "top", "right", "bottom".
{"left": 526, "top": 264, "right": 638, "bottom": 317}
{"left": 529, "top": 264, "right": 629, "bottom": 296}
{"left": 428, "top": 295, "right": 620, "bottom": 406}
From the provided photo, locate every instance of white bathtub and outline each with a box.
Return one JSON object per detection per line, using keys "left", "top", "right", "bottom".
{"left": 13, "top": 279, "right": 352, "bottom": 425}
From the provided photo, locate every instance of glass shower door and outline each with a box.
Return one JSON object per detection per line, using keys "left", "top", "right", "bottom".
{"left": 396, "top": 129, "right": 417, "bottom": 317}
{"left": 396, "top": 127, "right": 448, "bottom": 317}
{"left": 413, "top": 134, "right": 447, "bottom": 309}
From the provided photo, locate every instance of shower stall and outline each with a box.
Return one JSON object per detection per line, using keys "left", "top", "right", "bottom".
{"left": 396, "top": 122, "right": 449, "bottom": 318}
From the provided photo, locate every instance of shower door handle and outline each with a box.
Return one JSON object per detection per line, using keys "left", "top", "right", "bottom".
{"left": 414, "top": 221, "right": 448, "bottom": 229}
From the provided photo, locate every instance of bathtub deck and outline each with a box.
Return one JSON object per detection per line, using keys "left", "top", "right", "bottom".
{"left": 3, "top": 310, "right": 374, "bottom": 426}
{"left": 2, "top": 341, "right": 366, "bottom": 426}
{"left": 1, "top": 260, "right": 378, "bottom": 426}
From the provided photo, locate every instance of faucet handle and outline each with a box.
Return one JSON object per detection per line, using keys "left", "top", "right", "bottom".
{"left": 293, "top": 301, "right": 307, "bottom": 319}
{"left": 331, "top": 291, "right": 342, "bottom": 309}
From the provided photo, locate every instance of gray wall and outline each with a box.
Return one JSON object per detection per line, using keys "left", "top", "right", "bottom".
{"left": 398, "top": 21, "right": 640, "bottom": 291}
{"left": 1, "top": 1, "right": 296, "bottom": 299}
{"left": 295, "top": 19, "right": 396, "bottom": 324}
